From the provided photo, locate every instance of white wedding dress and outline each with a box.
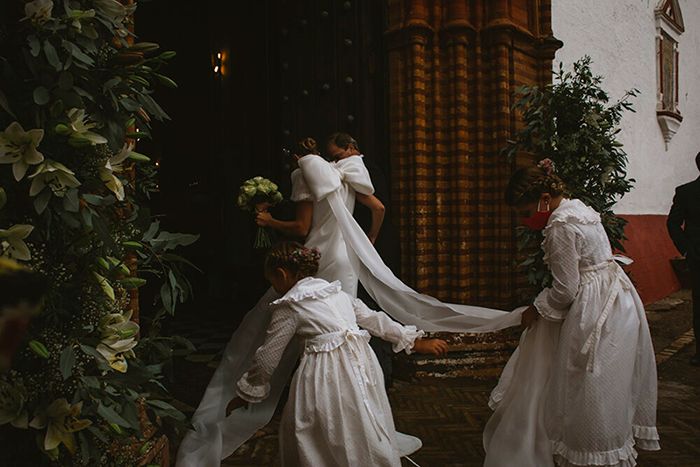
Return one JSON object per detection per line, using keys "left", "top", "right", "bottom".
{"left": 483, "top": 199, "right": 659, "bottom": 467}
{"left": 176, "top": 154, "right": 522, "bottom": 466}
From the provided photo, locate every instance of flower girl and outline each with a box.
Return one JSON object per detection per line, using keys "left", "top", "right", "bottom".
{"left": 226, "top": 241, "right": 448, "bottom": 466}
{"left": 484, "top": 162, "right": 659, "bottom": 467}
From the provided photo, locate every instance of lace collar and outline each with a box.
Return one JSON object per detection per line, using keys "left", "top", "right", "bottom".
{"left": 270, "top": 277, "right": 342, "bottom": 306}
{"left": 545, "top": 198, "right": 601, "bottom": 231}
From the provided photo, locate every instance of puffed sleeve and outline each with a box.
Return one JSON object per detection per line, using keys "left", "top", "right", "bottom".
{"left": 351, "top": 295, "right": 424, "bottom": 354}
{"left": 236, "top": 306, "right": 298, "bottom": 403}
{"left": 290, "top": 168, "right": 313, "bottom": 202}
{"left": 533, "top": 223, "right": 582, "bottom": 321}
{"left": 297, "top": 154, "right": 342, "bottom": 200}
{"left": 335, "top": 156, "right": 374, "bottom": 195}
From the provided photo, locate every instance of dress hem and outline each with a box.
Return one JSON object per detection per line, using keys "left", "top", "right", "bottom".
{"left": 552, "top": 424, "right": 660, "bottom": 467}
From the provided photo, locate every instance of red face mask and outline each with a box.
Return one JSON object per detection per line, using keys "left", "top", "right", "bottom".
{"left": 522, "top": 200, "right": 552, "bottom": 230}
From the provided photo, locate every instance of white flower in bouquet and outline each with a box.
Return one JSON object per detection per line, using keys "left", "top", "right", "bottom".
{"left": 237, "top": 176, "right": 283, "bottom": 248}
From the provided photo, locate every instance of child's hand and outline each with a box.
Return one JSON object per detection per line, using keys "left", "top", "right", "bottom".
{"left": 412, "top": 338, "right": 448, "bottom": 356}
{"left": 226, "top": 397, "right": 247, "bottom": 416}
{"left": 521, "top": 305, "right": 539, "bottom": 330}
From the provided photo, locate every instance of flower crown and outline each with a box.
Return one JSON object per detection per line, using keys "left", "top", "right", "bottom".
{"left": 268, "top": 245, "right": 321, "bottom": 268}
{"left": 537, "top": 158, "right": 556, "bottom": 175}
{"left": 532, "top": 158, "right": 565, "bottom": 194}
{"left": 289, "top": 247, "right": 321, "bottom": 265}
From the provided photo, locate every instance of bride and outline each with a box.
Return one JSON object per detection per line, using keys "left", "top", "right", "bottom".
{"left": 176, "top": 137, "right": 521, "bottom": 466}
{"left": 253, "top": 137, "right": 386, "bottom": 297}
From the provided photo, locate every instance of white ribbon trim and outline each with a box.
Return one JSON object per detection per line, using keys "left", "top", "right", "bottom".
{"left": 579, "top": 260, "right": 631, "bottom": 373}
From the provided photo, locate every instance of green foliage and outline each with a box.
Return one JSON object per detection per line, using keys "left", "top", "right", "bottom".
{"left": 504, "top": 56, "right": 637, "bottom": 299}
{"left": 0, "top": 1, "right": 195, "bottom": 464}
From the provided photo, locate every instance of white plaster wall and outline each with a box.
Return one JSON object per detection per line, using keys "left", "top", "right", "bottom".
{"left": 552, "top": 0, "right": 700, "bottom": 215}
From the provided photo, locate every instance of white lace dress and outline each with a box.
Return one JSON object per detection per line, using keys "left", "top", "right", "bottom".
{"left": 484, "top": 199, "right": 660, "bottom": 467}
{"left": 236, "top": 277, "right": 424, "bottom": 467}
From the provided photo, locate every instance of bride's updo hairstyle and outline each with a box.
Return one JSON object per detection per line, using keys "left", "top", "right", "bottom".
{"left": 293, "top": 137, "right": 320, "bottom": 157}
{"left": 505, "top": 159, "right": 567, "bottom": 206}
{"left": 327, "top": 132, "right": 359, "bottom": 151}
{"left": 265, "top": 241, "right": 321, "bottom": 279}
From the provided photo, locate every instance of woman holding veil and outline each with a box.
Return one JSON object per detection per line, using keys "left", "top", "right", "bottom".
{"left": 176, "top": 138, "right": 522, "bottom": 466}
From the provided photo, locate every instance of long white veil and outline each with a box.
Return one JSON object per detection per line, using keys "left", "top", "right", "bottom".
{"left": 176, "top": 156, "right": 524, "bottom": 466}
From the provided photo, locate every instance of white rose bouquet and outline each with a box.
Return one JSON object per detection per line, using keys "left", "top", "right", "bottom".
{"left": 237, "top": 176, "right": 283, "bottom": 248}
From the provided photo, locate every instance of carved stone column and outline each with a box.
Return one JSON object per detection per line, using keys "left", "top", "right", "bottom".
{"left": 387, "top": 0, "right": 561, "bottom": 376}
{"left": 387, "top": 0, "right": 561, "bottom": 309}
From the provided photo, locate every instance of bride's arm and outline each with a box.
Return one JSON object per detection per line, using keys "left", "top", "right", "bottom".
{"left": 356, "top": 193, "right": 385, "bottom": 244}
{"left": 257, "top": 201, "right": 313, "bottom": 239}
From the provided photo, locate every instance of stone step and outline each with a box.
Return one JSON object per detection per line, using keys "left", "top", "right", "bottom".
{"left": 395, "top": 329, "right": 521, "bottom": 379}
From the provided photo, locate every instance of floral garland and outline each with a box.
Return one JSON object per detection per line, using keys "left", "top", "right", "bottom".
{"left": 0, "top": 1, "right": 197, "bottom": 464}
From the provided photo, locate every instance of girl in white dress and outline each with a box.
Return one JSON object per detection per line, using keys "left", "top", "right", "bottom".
{"left": 227, "top": 241, "right": 448, "bottom": 466}
{"left": 484, "top": 163, "right": 660, "bottom": 467}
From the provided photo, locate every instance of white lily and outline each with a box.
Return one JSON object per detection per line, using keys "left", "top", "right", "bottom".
{"left": 0, "top": 224, "right": 34, "bottom": 261}
{"left": 99, "top": 142, "right": 133, "bottom": 201}
{"left": 93, "top": 0, "right": 136, "bottom": 23}
{"left": 28, "top": 160, "right": 81, "bottom": 198}
{"left": 96, "top": 311, "right": 139, "bottom": 373}
{"left": 30, "top": 399, "right": 91, "bottom": 455}
{"left": 0, "top": 380, "right": 29, "bottom": 429}
{"left": 0, "top": 122, "right": 45, "bottom": 181}
{"left": 65, "top": 108, "right": 107, "bottom": 145}
{"left": 93, "top": 0, "right": 136, "bottom": 37}
{"left": 23, "top": 0, "right": 54, "bottom": 24}
{"left": 67, "top": 8, "right": 96, "bottom": 32}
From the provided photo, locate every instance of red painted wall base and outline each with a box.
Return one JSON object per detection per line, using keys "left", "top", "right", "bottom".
{"left": 619, "top": 214, "right": 682, "bottom": 304}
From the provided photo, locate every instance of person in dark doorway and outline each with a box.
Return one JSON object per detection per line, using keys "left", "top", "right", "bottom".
{"left": 667, "top": 151, "right": 700, "bottom": 366}
{"left": 327, "top": 132, "right": 400, "bottom": 386}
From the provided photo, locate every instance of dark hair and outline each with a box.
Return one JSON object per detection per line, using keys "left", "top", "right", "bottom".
{"left": 505, "top": 165, "right": 567, "bottom": 206}
{"left": 0, "top": 261, "right": 48, "bottom": 310}
{"left": 293, "top": 137, "right": 319, "bottom": 157}
{"left": 265, "top": 241, "right": 321, "bottom": 278}
{"left": 327, "top": 132, "right": 359, "bottom": 151}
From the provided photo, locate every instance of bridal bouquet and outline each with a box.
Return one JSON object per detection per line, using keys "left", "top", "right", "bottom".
{"left": 237, "top": 176, "right": 284, "bottom": 248}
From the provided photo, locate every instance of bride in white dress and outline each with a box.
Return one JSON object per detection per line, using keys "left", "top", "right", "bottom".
{"left": 176, "top": 138, "right": 521, "bottom": 466}
{"left": 483, "top": 164, "right": 659, "bottom": 467}
{"left": 251, "top": 137, "right": 386, "bottom": 297}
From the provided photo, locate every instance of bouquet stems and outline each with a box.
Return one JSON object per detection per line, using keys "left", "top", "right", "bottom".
{"left": 254, "top": 226, "right": 273, "bottom": 249}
